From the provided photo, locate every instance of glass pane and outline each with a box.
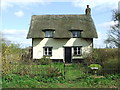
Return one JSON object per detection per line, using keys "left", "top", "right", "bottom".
{"left": 77, "top": 32, "right": 80, "bottom": 37}
{"left": 78, "top": 51, "right": 80, "bottom": 54}
{"left": 74, "top": 47, "right": 77, "bottom": 50}
{"left": 45, "top": 31, "right": 53, "bottom": 37}
{"left": 45, "top": 48, "right": 47, "bottom": 51}
{"left": 49, "top": 51, "right": 52, "bottom": 55}
{"left": 45, "top": 51, "right": 47, "bottom": 55}
{"left": 78, "top": 47, "right": 80, "bottom": 50}
{"left": 49, "top": 48, "right": 52, "bottom": 51}
{"left": 72, "top": 31, "right": 80, "bottom": 37}
{"left": 74, "top": 51, "right": 77, "bottom": 55}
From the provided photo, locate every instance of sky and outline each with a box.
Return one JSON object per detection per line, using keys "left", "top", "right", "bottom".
{"left": 0, "top": 0, "right": 119, "bottom": 48}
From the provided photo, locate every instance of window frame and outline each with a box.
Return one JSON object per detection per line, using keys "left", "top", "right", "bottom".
{"left": 43, "top": 47, "right": 53, "bottom": 56}
{"left": 72, "top": 31, "right": 81, "bottom": 38}
{"left": 42, "top": 29, "right": 55, "bottom": 38}
{"left": 73, "top": 46, "right": 82, "bottom": 56}
{"left": 69, "top": 30, "right": 83, "bottom": 38}
{"left": 45, "top": 31, "right": 54, "bottom": 38}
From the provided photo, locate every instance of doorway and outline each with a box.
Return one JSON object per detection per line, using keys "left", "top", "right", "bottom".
{"left": 64, "top": 47, "right": 72, "bottom": 63}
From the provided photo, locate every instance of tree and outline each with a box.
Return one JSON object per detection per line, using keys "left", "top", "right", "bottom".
{"left": 105, "top": 9, "right": 120, "bottom": 48}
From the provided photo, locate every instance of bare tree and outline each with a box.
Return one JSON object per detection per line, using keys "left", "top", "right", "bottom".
{"left": 105, "top": 9, "right": 120, "bottom": 48}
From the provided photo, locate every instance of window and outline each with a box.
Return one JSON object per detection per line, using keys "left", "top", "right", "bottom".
{"left": 72, "top": 31, "right": 81, "bottom": 38}
{"left": 43, "top": 47, "right": 52, "bottom": 56}
{"left": 73, "top": 46, "right": 82, "bottom": 56}
{"left": 45, "top": 31, "right": 54, "bottom": 38}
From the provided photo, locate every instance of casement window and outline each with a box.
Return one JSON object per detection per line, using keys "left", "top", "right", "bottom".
{"left": 43, "top": 47, "right": 52, "bottom": 56}
{"left": 73, "top": 46, "right": 82, "bottom": 56}
{"left": 45, "top": 31, "right": 54, "bottom": 38}
{"left": 42, "top": 29, "right": 55, "bottom": 38}
{"left": 72, "top": 31, "right": 81, "bottom": 38}
{"left": 69, "top": 30, "right": 82, "bottom": 38}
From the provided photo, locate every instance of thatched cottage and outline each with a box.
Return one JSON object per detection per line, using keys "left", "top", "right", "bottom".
{"left": 27, "top": 5, "right": 98, "bottom": 63}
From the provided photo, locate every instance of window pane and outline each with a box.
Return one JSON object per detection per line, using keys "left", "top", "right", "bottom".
{"left": 45, "top": 31, "right": 53, "bottom": 37}
{"left": 78, "top": 51, "right": 80, "bottom": 55}
{"left": 49, "top": 48, "right": 52, "bottom": 51}
{"left": 49, "top": 51, "right": 52, "bottom": 55}
{"left": 74, "top": 47, "right": 77, "bottom": 50}
{"left": 72, "top": 31, "right": 80, "bottom": 37}
{"left": 45, "top": 51, "right": 47, "bottom": 55}
{"left": 74, "top": 51, "right": 77, "bottom": 55}
{"left": 45, "top": 48, "right": 47, "bottom": 51}
{"left": 78, "top": 47, "right": 80, "bottom": 50}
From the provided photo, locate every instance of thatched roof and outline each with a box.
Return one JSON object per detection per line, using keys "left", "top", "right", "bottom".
{"left": 27, "top": 14, "right": 98, "bottom": 39}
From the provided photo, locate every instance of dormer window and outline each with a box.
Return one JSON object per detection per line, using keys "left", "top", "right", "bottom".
{"left": 72, "top": 31, "right": 80, "bottom": 38}
{"left": 42, "top": 29, "right": 55, "bottom": 38}
{"left": 70, "top": 30, "right": 82, "bottom": 38}
{"left": 45, "top": 31, "right": 54, "bottom": 37}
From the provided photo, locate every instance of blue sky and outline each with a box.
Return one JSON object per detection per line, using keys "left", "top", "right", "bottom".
{"left": 1, "top": 0, "right": 119, "bottom": 48}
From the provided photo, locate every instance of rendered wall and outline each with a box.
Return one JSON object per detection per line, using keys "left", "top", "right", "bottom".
{"left": 33, "top": 38, "right": 93, "bottom": 60}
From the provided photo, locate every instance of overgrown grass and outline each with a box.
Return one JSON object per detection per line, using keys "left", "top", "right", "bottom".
{"left": 2, "top": 64, "right": 120, "bottom": 88}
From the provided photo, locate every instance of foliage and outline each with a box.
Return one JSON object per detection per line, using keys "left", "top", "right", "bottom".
{"left": 2, "top": 38, "right": 23, "bottom": 75}
{"left": 84, "top": 48, "right": 120, "bottom": 74}
{"left": 83, "top": 49, "right": 101, "bottom": 65}
{"left": 2, "top": 74, "right": 41, "bottom": 88}
{"left": 2, "top": 71, "right": 120, "bottom": 88}
{"left": 36, "top": 56, "right": 52, "bottom": 65}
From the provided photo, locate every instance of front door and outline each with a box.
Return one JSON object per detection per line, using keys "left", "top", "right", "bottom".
{"left": 64, "top": 47, "right": 72, "bottom": 63}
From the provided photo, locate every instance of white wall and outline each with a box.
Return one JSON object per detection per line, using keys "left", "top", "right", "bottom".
{"left": 33, "top": 38, "right": 92, "bottom": 60}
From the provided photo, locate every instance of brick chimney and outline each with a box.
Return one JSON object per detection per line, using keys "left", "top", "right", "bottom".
{"left": 85, "top": 5, "right": 91, "bottom": 15}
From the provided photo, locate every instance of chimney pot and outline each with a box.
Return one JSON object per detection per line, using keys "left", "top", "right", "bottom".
{"left": 87, "top": 5, "right": 89, "bottom": 8}
{"left": 85, "top": 5, "right": 91, "bottom": 15}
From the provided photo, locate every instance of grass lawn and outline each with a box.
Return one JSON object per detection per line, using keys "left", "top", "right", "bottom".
{"left": 2, "top": 63, "right": 120, "bottom": 88}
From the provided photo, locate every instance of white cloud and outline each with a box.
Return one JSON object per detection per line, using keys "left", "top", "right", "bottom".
{"left": 72, "top": 0, "right": 119, "bottom": 9}
{"left": 2, "top": 29, "right": 31, "bottom": 48}
{"left": 14, "top": 10, "right": 24, "bottom": 17}
{"left": 2, "top": 0, "right": 118, "bottom": 11}
{"left": 99, "top": 21, "right": 118, "bottom": 29}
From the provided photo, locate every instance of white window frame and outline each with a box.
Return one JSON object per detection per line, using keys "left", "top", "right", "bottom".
{"left": 73, "top": 46, "right": 82, "bottom": 56}
{"left": 43, "top": 47, "right": 52, "bottom": 56}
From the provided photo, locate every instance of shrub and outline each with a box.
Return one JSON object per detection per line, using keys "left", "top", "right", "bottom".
{"left": 2, "top": 40, "right": 23, "bottom": 75}
{"left": 46, "top": 66, "right": 63, "bottom": 77}
{"left": 101, "top": 58, "right": 120, "bottom": 74}
{"left": 37, "top": 56, "right": 52, "bottom": 65}
{"left": 83, "top": 48, "right": 120, "bottom": 75}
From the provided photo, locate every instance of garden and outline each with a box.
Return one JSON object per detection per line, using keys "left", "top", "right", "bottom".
{"left": 1, "top": 39, "right": 120, "bottom": 88}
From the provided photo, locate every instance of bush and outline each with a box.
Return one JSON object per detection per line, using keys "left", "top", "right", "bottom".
{"left": 46, "top": 66, "right": 63, "bottom": 77}
{"left": 101, "top": 58, "right": 120, "bottom": 74}
{"left": 37, "top": 56, "right": 52, "bottom": 65}
{"left": 83, "top": 48, "right": 120, "bottom": 75}
{"left": 2, "top": 40, "right": 23, "bottom": 75}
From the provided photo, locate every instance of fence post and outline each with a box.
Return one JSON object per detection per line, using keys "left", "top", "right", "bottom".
{"left": 64, "top": 62, "right": 65, "bottom": 79}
